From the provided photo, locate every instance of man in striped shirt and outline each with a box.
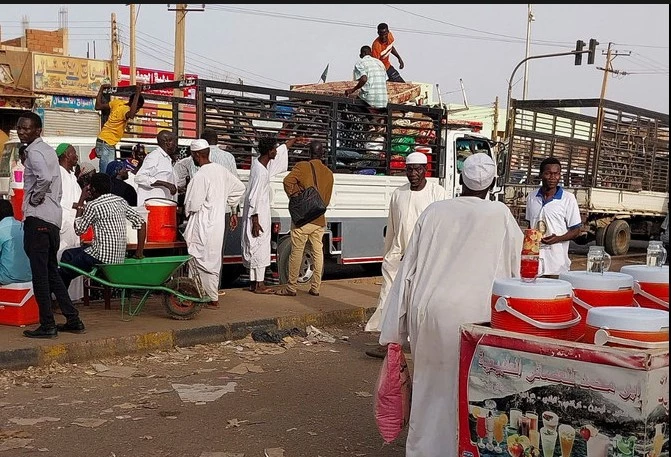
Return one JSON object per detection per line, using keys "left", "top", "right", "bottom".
{"left": 344, "top": 45, "right": 389, "bottom": 110}
{"left": 371, "top": 23, "right": 405, "bottom": 83}
{"left": 59, "top": 173, "right": 147, "bottom": 299}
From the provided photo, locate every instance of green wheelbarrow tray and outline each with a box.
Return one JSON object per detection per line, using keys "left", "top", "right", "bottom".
{"left": 59, "top": 255, "right": 211, "bottom": 320}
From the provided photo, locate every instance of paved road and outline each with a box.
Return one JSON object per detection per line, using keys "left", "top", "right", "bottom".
{"left": 0, "top": 323, "right": 406, "bottom": 457}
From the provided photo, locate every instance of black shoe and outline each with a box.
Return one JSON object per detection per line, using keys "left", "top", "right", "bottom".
{"left": 23, "top": 326, "right": 58, "bottom": 339}
{"left": 56, "top": 320, "right": 86, "bottom": 334}
{"left": 365, "top": 344, "right": 387, "bottom": 359}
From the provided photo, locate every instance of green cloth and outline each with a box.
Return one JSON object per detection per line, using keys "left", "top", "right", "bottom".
{"left": 56, "top": 143, "right": 70, "bottom": 157}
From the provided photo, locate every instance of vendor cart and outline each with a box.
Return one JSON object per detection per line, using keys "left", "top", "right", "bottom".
{"left": 458, "top": 323, "right": 669, "bottom": 457}
{"left": 59, "top": 255, "right": 209, "bottom": 320}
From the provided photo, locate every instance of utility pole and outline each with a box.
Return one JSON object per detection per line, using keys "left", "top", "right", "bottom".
{"left": 493, "top": 96, "right": 499, "bottom": 141}
{"left": 173, "top": 3, "right": 187, "bottom": 96}
{"left": 593, "top": 42, "right": 630, "bottom": 186}
{"left": 523, "top": 4, "right": 534, "bottom": 99}
{"left": 129, "top": 3, "right": 136, "bottom": 85}
{"left": 110, "top": 13, "right": 119, "bottom": 85}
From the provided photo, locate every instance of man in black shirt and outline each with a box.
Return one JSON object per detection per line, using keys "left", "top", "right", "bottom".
{"left": 105, "top": 160, "right": 137, "bottom": 207}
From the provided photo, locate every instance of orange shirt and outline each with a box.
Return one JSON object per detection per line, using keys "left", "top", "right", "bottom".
{"left": 371, "top": 31, "right": 395, "bottom": 70}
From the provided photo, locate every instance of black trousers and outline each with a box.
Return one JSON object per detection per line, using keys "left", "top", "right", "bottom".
{"left": 59, "top": 247, "right": 99, "bottom": 290}
{"left": 387, "top": 66, "right": 405, "bottom": 83}
{"left": 23, "top": 216, "right": 80, "bottom": 327}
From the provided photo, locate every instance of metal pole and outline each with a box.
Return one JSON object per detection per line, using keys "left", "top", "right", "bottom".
{"left": 523, "top": 4, "right": 534, "bottom": 99}
{"left": 592, "top": 42, "right": 613, "bottom": 187}
{"left": 174, "top": 3, "right": 187, "bottom": 97}
{"left": 129, "top": 3, "right": 136, "bottom": 85}
{"left": 110, "top": 13, "right": 119, "bottom": 85}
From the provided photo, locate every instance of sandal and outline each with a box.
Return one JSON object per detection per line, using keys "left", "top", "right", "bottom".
{"left": 275, "top": 288, "right": 297, "bottom": 297}
{"left": 205, "top": 302, "right": 220, "bottom": 309}
{"left": 253, "top": 288, "right": 276, "bottom": 295}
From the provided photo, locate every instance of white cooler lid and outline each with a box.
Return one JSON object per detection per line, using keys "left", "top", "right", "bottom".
{"left": 586, "top": 306, "right": 669, "bottom": 332}
{"left": 619, "top": 265, "right": 669, "bottom": 284}
{"left": 558, "top": 271, "right": 633, "bottom": 291}
{"left": 492, "top": 278, "right": 573, "bottom": 299}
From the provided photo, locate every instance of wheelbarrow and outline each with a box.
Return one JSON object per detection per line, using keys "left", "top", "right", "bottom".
{"left": 59, "top": 255, "right": 210, "bottom": 320}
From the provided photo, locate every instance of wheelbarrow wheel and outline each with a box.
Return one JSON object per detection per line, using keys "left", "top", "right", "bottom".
{"left": 163, "top": 278, "right": 203, "bottom": 320}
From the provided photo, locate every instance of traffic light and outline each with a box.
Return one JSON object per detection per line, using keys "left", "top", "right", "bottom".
{"left": 574, "top": 40, "right": 585, "bottom": 65}
{"left": 587, "top": 38, "right": 599, "bottom": 65}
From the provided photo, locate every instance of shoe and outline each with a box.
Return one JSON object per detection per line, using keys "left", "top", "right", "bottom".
{"left": 23, "top": 326, "right": 58, "bottom": 339}
{"left": 275, "top": 287, "right": 297, "bottom": 297}
{"left": 308, "top": 290, "right": 320, "bottom": 296}
{"left": 56, "top": 320, "right": 86, "bottom": 334}
{"left": 205, "top": 301, "right": 220, "bottom": 310}
{"left": 365, "top": 344, "right": 387, "bottom": 359}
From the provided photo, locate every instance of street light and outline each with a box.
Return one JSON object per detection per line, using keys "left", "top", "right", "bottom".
{"left": 504, "top": 48, "right": 591, "bottom": 144}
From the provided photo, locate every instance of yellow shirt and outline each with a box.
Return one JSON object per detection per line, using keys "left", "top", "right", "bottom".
{"left": 98, "top": 99, "right": 131, "bottom": 146}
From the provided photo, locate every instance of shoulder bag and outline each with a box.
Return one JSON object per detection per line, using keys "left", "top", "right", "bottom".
{"left": 288, "top": 162, "right": 327, "bottom": 228}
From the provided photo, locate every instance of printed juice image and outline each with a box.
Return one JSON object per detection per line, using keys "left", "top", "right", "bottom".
{"left": 558, "top": 424, "right": 575, "bottom": 457}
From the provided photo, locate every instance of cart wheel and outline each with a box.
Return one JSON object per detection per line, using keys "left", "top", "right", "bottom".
{"left": 163, "top": 278, "right": 203, "bottom": 320}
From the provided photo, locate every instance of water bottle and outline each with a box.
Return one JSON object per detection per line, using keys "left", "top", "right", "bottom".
{"left": 646, "top": 240, "right": 667, "bottom": 267}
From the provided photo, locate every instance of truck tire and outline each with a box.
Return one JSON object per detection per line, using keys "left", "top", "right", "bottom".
{"left": 595, "top": 226, "right": 606, "bottom": 246}
{"left": 604, "top": 220, "right": 631, "bottom": 256}
{"left": 277, "top": 236, "right": 315, "bottom": 285}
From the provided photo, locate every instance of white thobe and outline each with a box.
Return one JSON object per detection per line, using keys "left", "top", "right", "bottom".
{"left": 241, "top": 144, "right": 289, "bottom": 272}
{"left": 184, "top": 163, "right": 245, "bottom": 301}
{"left": 58, "top": 166, "right": 84, "bottom": 301}
{"left": 134, "top": 147, "right": 176, "bottom": 206}
{"left": 365, "top": 181, "right": 447, "bottom": 332}
{"left": 379, "top": 197, "right": 523, "bottom": 457}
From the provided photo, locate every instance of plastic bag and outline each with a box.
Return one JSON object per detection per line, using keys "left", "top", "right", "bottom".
{"left": 374, "top": 342, "right": 412, "bottom": 443}
{"left": 391, "top": 135, "right": 415, "bottom": 153}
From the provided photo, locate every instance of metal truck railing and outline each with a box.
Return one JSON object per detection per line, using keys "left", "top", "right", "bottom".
{"left": 108, "top": 78, "right": 446, "bottom": 177}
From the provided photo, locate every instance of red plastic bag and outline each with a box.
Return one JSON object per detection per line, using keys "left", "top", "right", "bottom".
{"left": 374, "top": 342, "right": 412, "bottom": 443}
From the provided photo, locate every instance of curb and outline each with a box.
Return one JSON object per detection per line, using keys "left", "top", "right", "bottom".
{"left": 1, "top": 306, "right": 377, "bottom": 371}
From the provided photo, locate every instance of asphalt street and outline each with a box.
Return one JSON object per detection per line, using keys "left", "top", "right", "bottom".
{"left": 0, "top": 323, "right": 407, "bottom": 457}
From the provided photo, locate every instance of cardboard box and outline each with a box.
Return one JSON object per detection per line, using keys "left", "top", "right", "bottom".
{"left": 458, "top": 323, "right": 669, "bottom": 457}
{"left": 0, "top": 282, "right": 40, "bottom": 326}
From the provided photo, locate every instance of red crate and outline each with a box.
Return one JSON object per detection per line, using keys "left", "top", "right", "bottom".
{"left": 0, "top": 282, "right": 39, "bottom": 327}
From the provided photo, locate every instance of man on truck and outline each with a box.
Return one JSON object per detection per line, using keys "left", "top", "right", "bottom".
{"left": 525, "top": 157, "right": 582, "bottom": 276}
{"left": 371, "top": 22, "right": 405, "bottom": 83}
{"left": 94, "top": 84, "right": 144, "bottom": 173}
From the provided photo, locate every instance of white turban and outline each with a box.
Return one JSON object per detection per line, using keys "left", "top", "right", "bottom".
{"left": 190, "top": 139, "right": 209, "bottom": 151}
{"left": 462, "top": 153, "right": 497, "bottom": 191}
{"left": 405, "top": 151, "right": 428, "bottom": 165}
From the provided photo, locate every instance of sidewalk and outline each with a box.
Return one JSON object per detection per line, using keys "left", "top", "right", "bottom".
{"left": 0, "top": 277, "right": 381, "bottom": 371}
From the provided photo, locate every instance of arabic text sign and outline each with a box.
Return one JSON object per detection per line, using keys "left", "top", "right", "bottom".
{"left": 118, "top": 66, "right": 197, "bottom": 98}
{"left": 33, "top": 54, "right": 111, "bottom": 97}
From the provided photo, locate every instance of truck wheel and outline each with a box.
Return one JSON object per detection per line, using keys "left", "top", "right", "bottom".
{"left": 604, "top": 220, "right": 631, "bottom": 256}
{"left": 595, "top": 226, "right": 606, "bottom": 246}
{"left": 277, "top": 236, "right": 315, "bottom": 285}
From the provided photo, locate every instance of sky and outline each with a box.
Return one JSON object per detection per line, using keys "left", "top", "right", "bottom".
{"left": 1, "top": 4, "right": 669, "bottom": 114}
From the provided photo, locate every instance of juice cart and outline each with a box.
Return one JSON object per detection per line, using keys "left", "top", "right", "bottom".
{"left": 458, "top": 322, "right": 669, "bottom": 457}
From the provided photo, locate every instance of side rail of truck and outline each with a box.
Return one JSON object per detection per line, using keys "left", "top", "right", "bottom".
{"left": 501, "top": 98, "right": 669, "bottom": 255}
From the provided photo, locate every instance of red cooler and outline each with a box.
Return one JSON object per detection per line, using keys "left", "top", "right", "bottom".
{"left": 558, "top": 271, "right": 635, "bottom": 341}
{"left": 0, "top": 282, "right": 40, "bottom": 326}
{"left": 491, "top": 278, "right": 581, "bottom": 341}
{"left": 144, "top": 198, "right": 178, "bottom": 242}
{"left": 620, "top": 265, "right": 669, "bottom": 311}
{"left": 584, "top": 306, "right": 669, "bottom": 349}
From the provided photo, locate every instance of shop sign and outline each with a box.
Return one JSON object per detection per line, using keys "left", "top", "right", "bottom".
{"left": 118, "top": 65, "right": 197, "bottom": 98}
{"left": 33, "top": 53, "right": 111, "bottom": 97}
{"left": 0, "top": 96, "right": 33, "bottom": 110}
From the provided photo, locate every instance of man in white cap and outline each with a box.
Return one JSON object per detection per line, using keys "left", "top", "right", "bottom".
{"left": 379, "top": 153, "right": 523, "bottom": 456}
{"left": 183, "top": 139, "right": 245, "bottom": 309}
{"left": 364, "top": 151, "right": 447, "bottom": 358}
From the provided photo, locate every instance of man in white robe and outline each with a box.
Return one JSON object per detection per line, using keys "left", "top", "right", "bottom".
{"left": 135, "top": 130, "right": 178, "bottom": 206}
{"left": 241, "top": 136, "right": 298, "bottom": 294}
{"left": 183, "top": 140, "right": 245, "bottom": 308}
{"left": 365, "top": 152, "right": 447, "bottom": 357}
{"left": 56, "top": 144, "right": 83, "bottom": 302}
{"left": 379, "top": 153, "right": 523, "bottom": 457}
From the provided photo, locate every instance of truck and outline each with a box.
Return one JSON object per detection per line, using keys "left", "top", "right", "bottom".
{"left": 83, "top": 79, "right": 500, "bottom": 285}
{"left": 500, "top": 97, "right": 669, "bottom": 256}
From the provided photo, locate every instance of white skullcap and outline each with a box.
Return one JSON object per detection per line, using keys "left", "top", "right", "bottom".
{"left": 405, "top": 152, "right": 428, "bottom": 165}
{"left": 462, "top": 153, "right": 497, "bottom": 191}
{"left": 190, "top": 139, "right": 209, "bottom": 151}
